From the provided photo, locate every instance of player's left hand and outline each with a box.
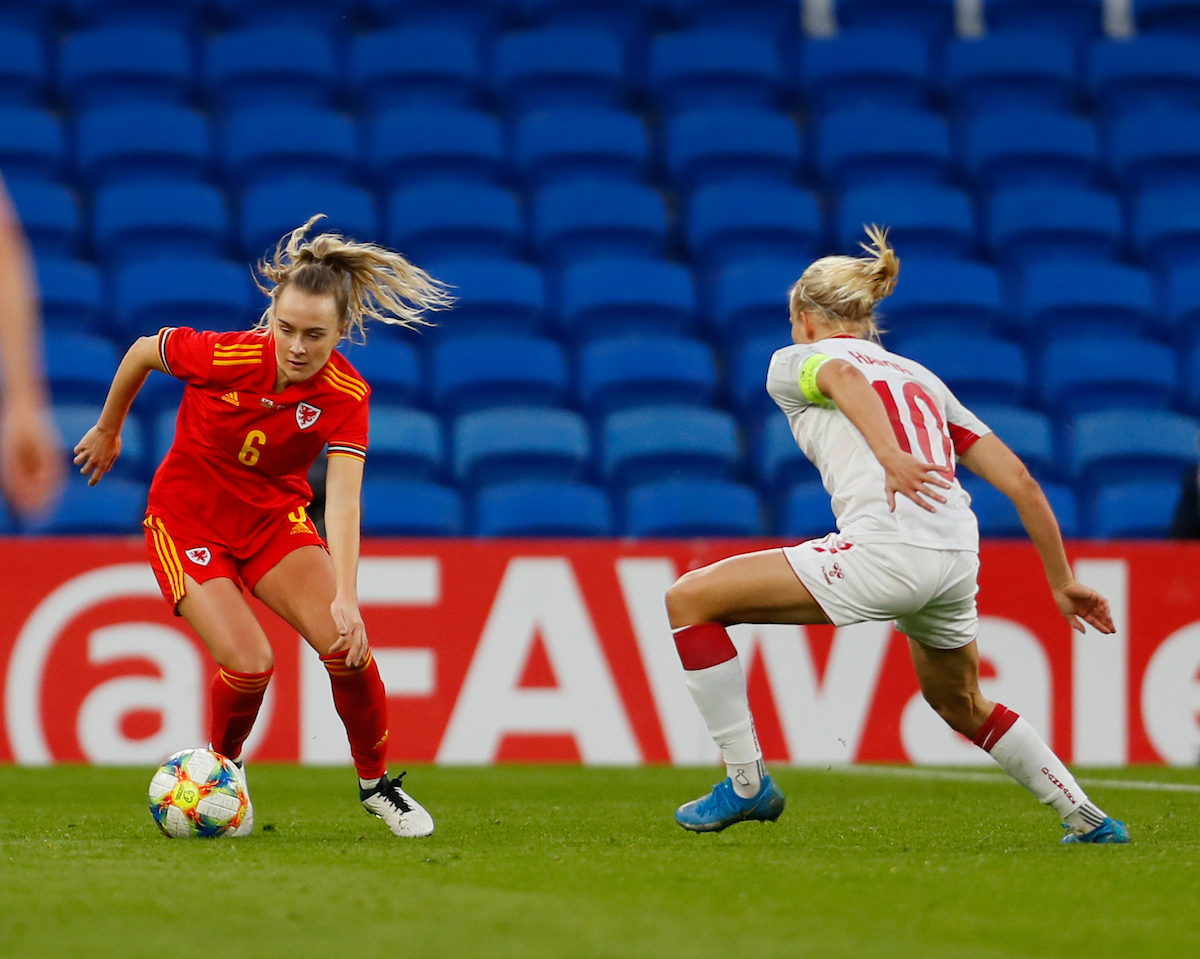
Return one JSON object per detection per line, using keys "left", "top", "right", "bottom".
{"left": 1052, "top": 579, "right": 1115, "bottom": 634}
{"left": 328, "top": 593, "right": 369, "bottom": 667}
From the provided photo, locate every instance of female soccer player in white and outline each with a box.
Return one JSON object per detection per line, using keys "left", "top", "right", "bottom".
{"left": 668, "top": 227, "right": 1128, "bottom": 844}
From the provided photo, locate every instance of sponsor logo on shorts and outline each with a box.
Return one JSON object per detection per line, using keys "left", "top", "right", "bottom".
{"left": 220, "top": 391, "right": 239, "bottom": 406}
{"left": 260, "top": 397, "right": 277, "bottom": 409}
{"left": 821, "top": 563, "right": 844, "bottom": 585}
{"left": 296, "top": 402, "right": 322, "bottom": 429}
{"left": 184, "top": 547, "right": 212, "bottom": 567}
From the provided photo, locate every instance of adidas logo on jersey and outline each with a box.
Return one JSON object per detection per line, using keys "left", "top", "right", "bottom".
{"left": 221, "top": 392, "right": 239, "bottom": 406}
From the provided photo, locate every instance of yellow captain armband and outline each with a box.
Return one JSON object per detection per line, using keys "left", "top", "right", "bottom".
{"left": 798, "top": 353, "right": 837, "bottom": 409}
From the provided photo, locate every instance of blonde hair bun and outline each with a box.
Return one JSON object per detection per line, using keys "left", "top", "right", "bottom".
{"left": 788, "top": 224, "right": 899, "bottom": 339}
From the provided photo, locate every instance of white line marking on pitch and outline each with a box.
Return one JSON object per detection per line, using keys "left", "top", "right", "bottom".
{"left": 825, "top": 766, "right": 1200, "bottom": 793}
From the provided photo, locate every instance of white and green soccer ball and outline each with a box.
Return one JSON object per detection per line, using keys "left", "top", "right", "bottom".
{"left": 149, "top": 748, "right": 249, "bottom": 839}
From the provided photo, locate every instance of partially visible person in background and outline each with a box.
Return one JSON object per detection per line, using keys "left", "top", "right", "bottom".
{"left": 0, "top": 173, "right": 63, "bottom": 516}
{"left": 1169, "top": 444, "right": 1200, "bottom": 538}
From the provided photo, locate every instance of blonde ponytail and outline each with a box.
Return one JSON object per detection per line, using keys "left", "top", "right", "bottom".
{"left": 255, "top": 214, "right": 454, "bottom": 343}
{"left": 788, "top": 224, "right": 900, "bottom": 340}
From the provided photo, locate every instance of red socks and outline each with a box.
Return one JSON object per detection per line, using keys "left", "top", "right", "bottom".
{"left": 321, "top": 650, "right": 390, "bottom": 780}
{"left": 673, "top": 622, "right": 738, "bottom": 670}
{"left": 209, "top": 666, "right": 272, "bottom": 761}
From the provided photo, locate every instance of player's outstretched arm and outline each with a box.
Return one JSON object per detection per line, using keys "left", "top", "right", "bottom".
{"left": 815, "top": 359, "right": 951, "bottom": 512}
{"left": 73, "top": 334, "right": 165, "bottom": 486}
{"left": 324, "top": 452, "right": 369, "bottom": 667}
{"left": 959, "top": 433, "right": 1115, "bottom": 635}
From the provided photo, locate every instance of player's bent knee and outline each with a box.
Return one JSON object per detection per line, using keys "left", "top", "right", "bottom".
{"left": 219, "top": 646, "right": 274, "bottom": 675}
{"left": 665, "top": 570, "right": 714, "bottom": 629}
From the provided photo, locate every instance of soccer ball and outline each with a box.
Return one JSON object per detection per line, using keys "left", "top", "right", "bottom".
{"left": 149, "top": 748, "right": 249, "bottom": 839}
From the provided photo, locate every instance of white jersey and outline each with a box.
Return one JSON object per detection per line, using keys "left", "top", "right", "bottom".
{"left": 766, "top": 336, "right": 991, "bottom": 552}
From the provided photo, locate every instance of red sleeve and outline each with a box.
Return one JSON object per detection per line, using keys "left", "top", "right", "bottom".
{"left": 327, "top": 396, "right": 369, "bottom": 463}
{"left": 158, "top": 327, "right": 269, "bottom": 389}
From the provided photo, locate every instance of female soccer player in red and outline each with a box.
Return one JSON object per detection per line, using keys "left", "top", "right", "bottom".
{"left": 73, "top": 216, "right": 452, "bottom": 838}
{"left": 668, "top": 227, "right": 1128, "bottom": 844}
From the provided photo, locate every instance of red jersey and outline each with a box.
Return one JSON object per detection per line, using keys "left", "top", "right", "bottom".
{"left": 147, "top": 327, "right": 370, "bottom": 548}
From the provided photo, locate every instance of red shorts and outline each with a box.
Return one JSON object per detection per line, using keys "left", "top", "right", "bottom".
{"left": 143, "top": 505, "right": 326, "bottom": 611}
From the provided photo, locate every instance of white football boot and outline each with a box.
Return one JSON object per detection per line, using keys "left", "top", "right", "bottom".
{"left": 360, "top": 771, "right": 435, "bottom": 838}
{"left": 229, "top": 757, "right": 254, "bottom": 838}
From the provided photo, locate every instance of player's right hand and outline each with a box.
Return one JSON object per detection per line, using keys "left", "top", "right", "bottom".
{"left": 1052, "top": 580, "right": 1115, "bottom": 635}
{"left": 73, "top": 424, "right": 121, "bottom": 486}
{"left": 880, "top": 449, "right": 951, "bottom": 513}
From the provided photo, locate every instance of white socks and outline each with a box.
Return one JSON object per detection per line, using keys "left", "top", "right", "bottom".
{"left": 975, "top": 704, "right": 1108, "bottom": 833}
{"left": 682, "top": 654, "right": 764, "bottom": 798}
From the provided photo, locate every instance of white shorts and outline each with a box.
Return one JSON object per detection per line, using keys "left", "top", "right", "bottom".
{"left": 783, "top": 533, "right": 980, "bottom": 650}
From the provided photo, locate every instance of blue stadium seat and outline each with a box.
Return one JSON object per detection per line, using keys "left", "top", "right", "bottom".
{"left": 1132, "top": 186, "right": 1200, "bottom": 265}
{"left": 222, "top": 107, "right": 358, "bottom": 187}
{"left": 67, "top": 0, "right": 209, "bottom": 29}
{"left": 239, "top": 180, "right": 379, "bottom": 260}
{"left": 475, "top": 479, "right": 613, "bottom": 537}
{"left": 602, "top": 404, "right": 740, "bottom": 487}
{"left": 1164, "top": 263, "right": 1200, "bottom": 344}
{"left": 453, "top": 406, "right": 590, "bottom": 487}
{"left": 959, "top": 477, "right": 1079, "bottom": 537}
{"left": 985, "top": 0, "right": 1104, "bottom": 40}
{"left": 532, "top": 181, "right": 667, "bottom": 264}
{"left": 203, "top": 27, "right": 339, "bottom": 111}
{"left": 215, "top": 0, "right": 361, "bottom": 32}
{"left": 431, "top": 335, "right": 568, "bottom": 413}
{"left": 59, "top": 26, "right": 193, "bottom": 108}
{"left": 0, "top": 0, "right": 61, "bottom": 31}
{"left": 778, "top": 481, "right": 837, "bottom": 539}
{"left": 150, "top": 406, "right": 179, "bottom": 466}
{"left": 26, "top": 476, "right": 148, "bottom": 534}
{"left": 1182, "top": 344, "right": 1200, "bottom": 413}
{"left": 1136, "top": 0, "right": 1200, "bottom": 33}
{"left": 492, "top": 27, "right": 627, "bottom": 111}
{"left": 901, "top": 335, "right": 1029, "bottom": 407}
{"left": 836, "top": 0, "right": 955, "bottom": 40}
{"left": 360, "top": 479, "right": 464, "bottom": 535}
{"left": 367, "top": 107, "right": 505, "bottom": 187}
{"left": 687, "top": 183, "right": 821, "bottom": 268}
{"left": 559, "top": 256, "right": 696, "bottom": 340}
{"left": 837, "top": 185, "right": 974, "bottom": 259}
{"left": 1042, "top": 338, "right": 1177, "bottom": 417}
{"left": 878, "top": 258, "right": 1005, "bottom": 338}
{"left": 943, "top": 34, "right": 1078, "bottom": 118}
{"left": 93, "top": 181, "right": 228, "bottom": 265}
{"left": 524, "top": 0, "right": 664, "bottom": 43}
{"left": 1019, "top": 260, "right": 1158, "bottom": 340}
{"left": 387, "top": 182, "right": 523, "bottom": 261}
{"left": 625, "top": 478, "right": 763, "bottom": 536}
{"left": 35, "top": 256, "right": 105, "bottom": 336}
{"left": 1086, "top": 35, "right": 1200, "bottom": 119}
{"left": 986, "top": 185, "right": 1122, "bottom": 266}
{"left": 337, "top": 340, "right": 422, "bottom": 406}
{"left": 732, "top": 336, "right": 788, "bottom": 413}
{"left": 0, "top": 26, "right": 48, "bottom": 104}
{"left": 757, "top": 415, "right": 820, "bottom": 493}
{"left": 648, "top": 29, "right": 788, "bottom": 114}
{"left": 800, "top": 31, "right": 932, "bottom": 115}
{"left": 970, "top": 404, "right": 1058, "bottom": 480}
{"left": 424, "top": 256, "right": 547, "bottom": 338}
{"left": 1091, "top": 479, "right": 1179, "bottom": 538}
{"left": 1109, "top": 109, "right": 1200, "bottom": 193}
{"left": 366, "top": 406, "right": 444, "bottom": 480}
{"left": 961, "top": 110, "right": 1100, "bottom": 191}
{"left": 816, "top": 108, "right": 951, "bottom": 188}
{"left": 0, "top": 107, "right": 63, "bottom": 181}
{"left": 5, "top": 179, "right": 79, "bottom": 257}
{"left": 76, "top": 104, "right": 211, "bottom": 187}
{"left": 114, "top": 255, "right": 256, "bottom": 339}
{"left": 663, "top": 107, "right": 802, "bottom": 190}
{"left": 44, "top": 332, "right": 119, "bottom": 405}
{"left": 53, "top": 403, "right": 145, "bottom": 479}
{"left": 365, "top": 0, "right": 520, "bottom": 38}
{"left": 349, "top": 28, "right": 484, "bottom": 111}
{"left": 513, "top": 107, "right": 649, "bottom": 187}
{"left": 578, "top": 335, "right": 716, "bottom": 414}
{"left": 711, "top": 259, "right": 798, "bottom": 345}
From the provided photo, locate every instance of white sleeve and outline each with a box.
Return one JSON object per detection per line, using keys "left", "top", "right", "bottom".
{"left": 944, "top": 390, "right": 991, "bottom": 455}
{"left": 766, "top": 344, "right": 836, "bottom": 415}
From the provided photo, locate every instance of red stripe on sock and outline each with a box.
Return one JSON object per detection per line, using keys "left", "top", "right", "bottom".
{"left": 674, "top": 622, "right": 738, "bottom": 671}
{"left": 210, "top": 666, "right": 272, "bottom": 761}
{"left": 973, "top": 703, "right": 1019, "bottom": 752}
{"left": 320, "top": 651, "right": 389, "bottom": 780}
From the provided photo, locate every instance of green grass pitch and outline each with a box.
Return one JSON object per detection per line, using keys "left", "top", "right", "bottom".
{"left": 2, "top": 764, "right": 1198, "bottom": 959}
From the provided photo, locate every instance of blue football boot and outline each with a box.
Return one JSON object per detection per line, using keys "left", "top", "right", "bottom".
{"left": 1060, "top": 817, "right": 1131, "bottom": 844}
{"left": 675, "top": 776, "right": 786, "bottom": 833}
